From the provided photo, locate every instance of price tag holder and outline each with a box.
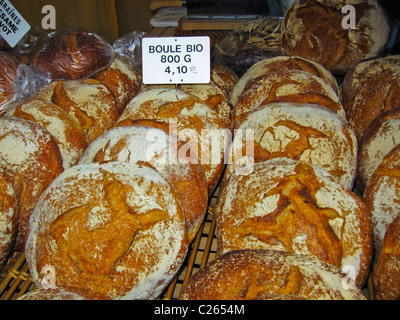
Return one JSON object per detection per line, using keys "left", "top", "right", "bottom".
{"left": 0, "top": 0, "right": 31, "bottom": 48}
{"left": 142, "top": 36, "right": 210, "bottom": 85}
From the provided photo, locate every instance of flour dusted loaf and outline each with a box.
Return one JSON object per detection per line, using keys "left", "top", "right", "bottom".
{"left": 217, "top": 158, "right": 373, "bottom": 286}
{"left": 229, "top": 55, "right": 339, "bottom": 107}
{"left": 37, "top": 79, "right": 119, "bottom": 144}
{"left": 79, "top": 125, "right": 208, "bottom": 242}
{"left": 25, "top": 161, "right": 188, "bottom": 300}
{"left": 233, "top": 103, "right": 357, "bottom": 189}
{"left": 357, "top": 107, "right": 400, "bottom": 194}
{"left": 0, "top": 117, "right": 63, "bottom": 250}
{"left": 281, "top": 0, "right": 390, "bottom": 75}
{"left": 0, "top": 169, "right": 18, "bottom": 267}
{"left": 179, "top": 249, "right": 367, "bottom": 300}
{"left": 364, "top": 144, "right": 400, "bottom": 252}
{"left": 373, "top": 215, "right": 400, "bottom": 300}
{"left": 32, "top": 28, "right": 115, "bottom": 80}
{"left": 3, "top": 99, "right": 87, "bottom": 170}
{"left": 343, "top": 55, "right": 400, "bottom": 141}
{"left": 232, "top": 69, "right": 345, "bottom": 123}
{"left": 92, "top": 55, "right": 142, "bottom": 114}
{"left": 115, "top": 88, "right": 229, "bottom": 194}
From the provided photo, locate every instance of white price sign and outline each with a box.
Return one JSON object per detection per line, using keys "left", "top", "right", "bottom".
{"left": 0, "top": 0, "right": 31, "bottom": 47}
{"left": 142, "top": 36, "right": 210, "bottom": 85}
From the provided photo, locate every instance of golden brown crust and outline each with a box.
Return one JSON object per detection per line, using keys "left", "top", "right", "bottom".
{"left": 3, "top": 99, "right": 87, "bottom": 170}
{"left": 217, "top": 158, "right": 373, "bottom": 286}
{"left": 79, "top": 125, "right": 208, "bottom": 242}
{"left": 26, "top": 162, "right": 188, "bottom": 300}
{"left": 357, "top": 107, "right": 400, "bottom": 194}
{"left": 92, "top": 55, "right": 142, "bottom": 114}
{"left": 232, "top": 70, "right": 344, "bottom": 123}
{"left": 0, "top": 169, "right": 18, "bottom": 267}
{"left": 179, "top": 250, "right": 367, "bottom": 300}
{"left": 281, "top": 0, "right": 390, "bottom": 75}
{"left": 44, "top": 79, "right": 119, "bottom": 144}
{"left": 364, "top": 144, "right": 400, "bottom": 251}
{"left": 32, "top": 29, "right": 115, "bottom": 80}
{"left": 373, "top": 215, "right": 400, "bottom": 300}
{"left": 0, "top": 117, "right": 64, "bottom": 250}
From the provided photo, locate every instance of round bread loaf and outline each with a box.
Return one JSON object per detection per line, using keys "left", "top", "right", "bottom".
{"left": 229, "top": 55, "right": 340, "bottom": 107}
{"left": 233, "top": 103, "right": 357, "bottom": 189}
{"left": 373, "top": 214, "right": 400, "bottom": 300}
{"left": 32, "top": 28, "right": 115, "bottom": 80}
{"left": 25, "top": 161, "right": 188, "bottom": 300}
{"left": 343, "top": 56, "right": 400, "bottom": 141}
{"left": 210, "top": 64, "right": 239, "bottom": 102}
{"left": 92, "top": 55, "right": 142, "bottom": 114}
{"left": 0, "top": 51, "right": 20, "bottom": 112}
{"left": 18, "top": 288, "right": 86, "bottom": 300}
{"left": 217, "top": 158, "right": 373, "bottom": 286}
{"left": 179, "top": 249, "right": 367, "bottom": 300}
{"left": 141, "top": 67, "right": 232, "bottom": 129}
{"left": 3, "top": 99, "right": 87, "bottom": 170}
{"left": 357, "top": 107, "right": 400, "bottom": 194}
{"left": 364, "top": 144, "right": 400, "bottom": 251}
{"left": 0, "top": 117, "right": 63, "bottom": 250}
{"left": 40, "top": 79, "right": 119, "bottom": 144}
{"left": 232, "top": 70, "right": 345, "bottom": 123}
{"left": 342, "top": 55, "right": 400, "bottom": 113}
{"left": 115, "top": 88, "right": 229, "bottom": 194}
{"left": 79, "top": 125, "right": 208, "bottom": 242}
{"left": 281, "top": 0, "right": 390, "bottom": 75}
{"left": 0, "top": 169, "right": 18, "bottom": 267}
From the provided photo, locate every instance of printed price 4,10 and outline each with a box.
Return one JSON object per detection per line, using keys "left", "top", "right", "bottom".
{"left": 142, "top": 36, "right": 210, "bottom": 85}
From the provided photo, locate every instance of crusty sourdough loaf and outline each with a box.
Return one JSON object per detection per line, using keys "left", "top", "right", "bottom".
{"left": 32, "top": 28, "right": 115, "bottom": 80}
{"left": 217, "top": 158, "right": 373, "bottom": 287}
{"left": 25, "top": 161, "right": 188, "bottom": 300}
{"left": 0, "top": 117, "right": 63, "bottom": 250}
{"left": 210, "top": 64, "right": 239, "bottom": 102}
{"left": 373, "top": 214, "right": 400, "bottom": 300}
{"left": 229, "top": 55, "right": 340, "bottom": 107}
{"left": 233, "top": 102, "right": 358, "bottom": 189}
{"left": 343, "top": 55, "right": 400, "bottom": 142}
{"left": 36, "top": 79, "right": 119, "bottom": 144}
{"left": 115, "top": 88, "right": 229, "bottom": 194}
{"left": 364, "top": 144, "right": 400, "bottom": 251}
{"left": 281, "top": 0, "right": 390, "bottom": 75}
{"left": 232, "top": 70, "right": 345, "bottom": 123}
{"left": 79, "top": 125, "right": 208, "bottom": 242}
{"left": 92, "top": 55, "right": 142, "bottom": 114}
{"left": 3, "top": 99, "right": 87, "bottom": 170}
{"left": 141, "top": 67, "right": 233, "bottom": 130}
{"left": 0, "top": 169, "right": 18, "bottom": 267}
{"left": 357, "top": 107, "right": 400, "bottom": 194}
{"left": 179, "top": 249, "right": 367, "bottom": 300}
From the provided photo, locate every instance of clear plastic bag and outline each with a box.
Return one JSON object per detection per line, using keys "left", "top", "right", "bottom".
{"left": 32, "top": 28, "right": 115, "bottom": 80}
{"left": 0, "top": 51, "right": 20, "bottom": 112}
{"left": 112, "top": 31, "right": 147, "bottom": 70}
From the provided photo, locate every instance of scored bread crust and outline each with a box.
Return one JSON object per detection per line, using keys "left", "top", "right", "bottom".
{"left": 217, "top": 158, "right": 373, "bottom": 287}
{"left": 364, "top": 144, "right": 400, "bottom": 252}
{"left": 0, "top": 117, "right": 63, "bottom": 250}
{"left": 115, "top": 88, "right": 229, "bottom": 194}
{"left": 179, "top": 249, "right": 367, "bottom": 300}
{"left": 281, "top": 0, "right": 390, "bottom": 75}
{"left": 234, "top": 102, "right": 357, "bottom": 189}
{"left": 229, "top": 55, "right": 340, "bottom": 107}
{"left": 79, "top": 125, "right": 208, "bottom": 242}
{"left": 232, "top": 70, "right": 345, "bottom": 123}
{"left": 25, "top": 161, "right": 188, "bottom": 300}
{"left": 3, "top": 99, "right": 87, "bottom": 170}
